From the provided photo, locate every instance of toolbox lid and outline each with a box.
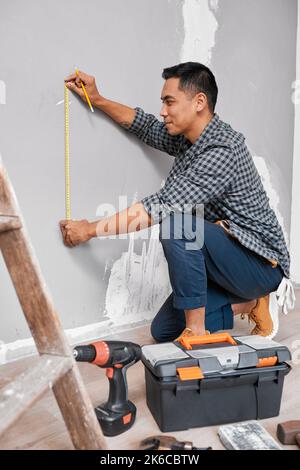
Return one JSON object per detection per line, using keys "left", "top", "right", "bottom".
{"left": 141, "top": 334, "right": 291, "bottom": 379}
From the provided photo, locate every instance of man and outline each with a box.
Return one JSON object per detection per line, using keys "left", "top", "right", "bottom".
{"left": 61, "top": 62, "right": 290, "bottom": 341}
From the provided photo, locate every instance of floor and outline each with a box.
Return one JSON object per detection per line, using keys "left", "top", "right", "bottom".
{"left": 0, "top": 304, "right": 299, "bottom": 450}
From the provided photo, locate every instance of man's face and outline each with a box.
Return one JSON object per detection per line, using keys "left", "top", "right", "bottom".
{"left": 160, "top": 78, "right": 200, "bottom": 136}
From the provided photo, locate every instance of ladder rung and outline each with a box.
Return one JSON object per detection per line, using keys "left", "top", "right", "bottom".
{"left": 0, "top": 354, "right": 73, "bottom": 437}
{"left": 0, "top": 214, "right": 22, "bottom": 233}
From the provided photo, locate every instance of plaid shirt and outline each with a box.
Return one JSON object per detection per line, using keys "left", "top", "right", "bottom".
{"left": 128, "top": 107, "right": 290, "bottom": 277}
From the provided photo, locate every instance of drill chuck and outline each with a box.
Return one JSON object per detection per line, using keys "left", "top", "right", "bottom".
{"left": 73, "top": 344, "right": 96, "bottom": 362}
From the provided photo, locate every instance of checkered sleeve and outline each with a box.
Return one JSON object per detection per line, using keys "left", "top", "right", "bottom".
{"left": 128, "top": 107, "right": 183, "bottom": 156}
{"left": 142, "top": 145, "right": 236, "bottom": 224}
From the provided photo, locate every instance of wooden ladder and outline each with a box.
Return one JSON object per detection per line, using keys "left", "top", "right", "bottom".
{"left": 0, "top": 160, "right": 107, "bottom": 450}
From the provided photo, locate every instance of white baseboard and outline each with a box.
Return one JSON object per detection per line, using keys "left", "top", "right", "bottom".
{"left": 0, "top": 318, "right": 150, "bottom": 365}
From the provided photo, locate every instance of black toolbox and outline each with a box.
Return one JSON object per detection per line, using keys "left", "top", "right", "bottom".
{"left": 141, "top": 333, "right": 291, "bottom": 432}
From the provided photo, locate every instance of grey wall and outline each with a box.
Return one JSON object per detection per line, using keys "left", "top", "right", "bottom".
{"left": 0, "top": 0, "right": 183, "bottom": 343}
{"left": 0, "top": 0, "right": 297, "bottom": 346}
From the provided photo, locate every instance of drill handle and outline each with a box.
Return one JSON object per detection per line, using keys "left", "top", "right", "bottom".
{"left": 106, "top": 361, "right": 133, "bottom": 411}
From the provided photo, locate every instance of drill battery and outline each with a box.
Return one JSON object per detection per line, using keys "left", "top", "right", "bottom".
{"left": 141, "top": 333, "right": 291, "bottom": 432}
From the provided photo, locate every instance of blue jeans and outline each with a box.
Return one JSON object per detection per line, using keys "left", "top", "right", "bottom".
{"left": 151, "top": 214, "right": 284, "bottom": 342}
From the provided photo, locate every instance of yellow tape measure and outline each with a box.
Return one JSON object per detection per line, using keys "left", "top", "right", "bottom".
{"left": 64, "top": 86, "right": 71, "bottom": 220}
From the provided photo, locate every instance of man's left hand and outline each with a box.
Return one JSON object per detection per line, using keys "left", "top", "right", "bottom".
{"left": 59, "top": 219, "right": 92, "bottom": 247}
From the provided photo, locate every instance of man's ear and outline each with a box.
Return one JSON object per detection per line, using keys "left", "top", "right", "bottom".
{"left": 195, "top": 92, "right": 207, "bottom": 112}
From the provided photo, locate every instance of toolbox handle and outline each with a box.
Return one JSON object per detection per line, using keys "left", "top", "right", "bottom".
{"left": 178, "top": 332, "right": 237, "bottom": 350}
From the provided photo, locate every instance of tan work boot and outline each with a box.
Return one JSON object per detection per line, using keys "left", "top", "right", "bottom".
{"left": 243, "top": 295, "right": 274, "bottom": 337}
{"left": 175, "top": 327, "right": 210, "bottom": 342}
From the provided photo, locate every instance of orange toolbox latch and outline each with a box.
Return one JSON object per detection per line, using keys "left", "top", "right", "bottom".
{"left": 256, "top": 356, "right": 278, "bottom": 368}
{"left": 176, "top": 366, "right": 204, "bottom": 381}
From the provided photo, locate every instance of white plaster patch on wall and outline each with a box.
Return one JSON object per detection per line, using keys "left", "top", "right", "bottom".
{"left": 253, "top": 156, "right": 289, "bottom": 245}
{"left": 291, "top": 80, "right": 300, "bottom": 105}
{"left": 289, "top": 2, "right": 300, "bottom": 284}
{"left": 209, "top": 0, "right": 219, "bottom": 13}
{"left": 0, "top": 80, "right": 6, "bottom": 104}
{"left": 104, "top": 224, "right": 171, "bottom": 327}
{"left": 181, "top": 0, "right": 219, "bottom": 64}
{"left": 56, "top": 99, "right": 72, "bottom": 106}
{"left": 103, "top": 259, "right": 110, "bottom": 280}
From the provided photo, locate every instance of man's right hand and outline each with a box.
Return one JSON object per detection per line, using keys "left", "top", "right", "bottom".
{"left": 64, "top": 70, "right": 102, "bottom": 106}
{"left": 64, "top": 71, "right": 136, "bottom": 126}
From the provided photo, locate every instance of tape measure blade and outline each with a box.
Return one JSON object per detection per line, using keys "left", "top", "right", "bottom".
{"left": 64, "top": 86, "right": 71, "bottom": 220}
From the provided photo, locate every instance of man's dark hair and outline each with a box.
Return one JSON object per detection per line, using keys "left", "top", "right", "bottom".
{"left": 162, "top": 62, "right": 218, "bottom": 113}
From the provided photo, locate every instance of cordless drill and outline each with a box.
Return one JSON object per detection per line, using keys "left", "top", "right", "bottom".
{"left": 73, "top": 340, "right": 141, "bottom": 436}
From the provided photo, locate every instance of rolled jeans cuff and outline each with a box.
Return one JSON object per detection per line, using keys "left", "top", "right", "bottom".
{"left": 173, "top": 294, "right": 206, "bottom": 310}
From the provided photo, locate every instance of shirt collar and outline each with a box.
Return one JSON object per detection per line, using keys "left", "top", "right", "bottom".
{"left": 180, "top": 113, "right": 220, "bottom": 154}
{"left": 192, "top": 113, "right": 220, "bottom": 150}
